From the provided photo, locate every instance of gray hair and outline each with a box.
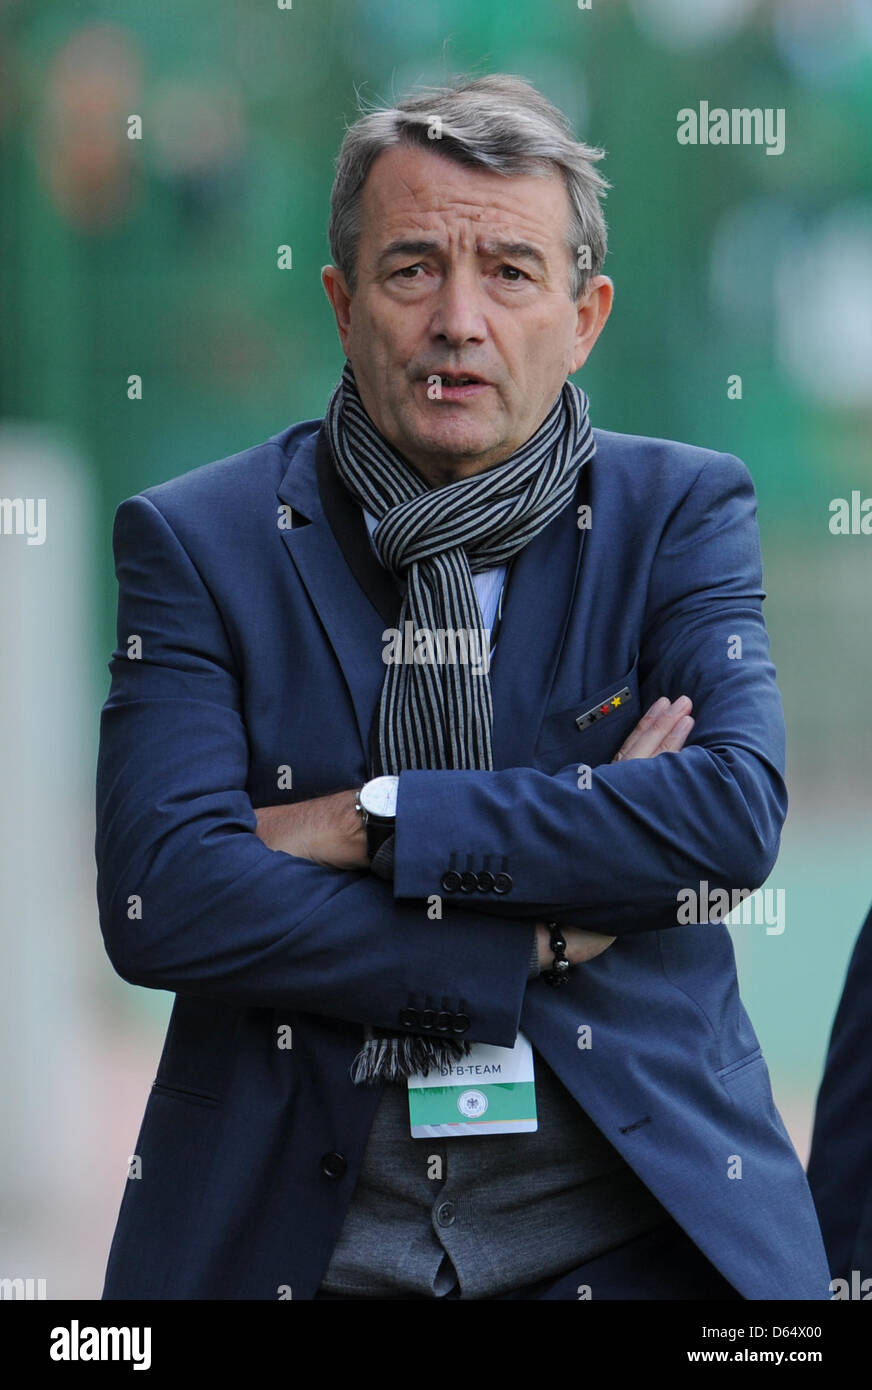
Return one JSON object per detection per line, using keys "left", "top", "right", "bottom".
{"left": 328, "top": 73, "right": 610, "bottom": 301}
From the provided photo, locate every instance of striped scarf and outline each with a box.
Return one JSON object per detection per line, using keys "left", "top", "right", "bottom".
{"left": 325, "top": 361, "right": 596, "bottom": 1082}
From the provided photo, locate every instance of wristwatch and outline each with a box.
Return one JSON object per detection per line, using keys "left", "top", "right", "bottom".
{"left": 355, "top": 775, "right": 399, "bottom": 862}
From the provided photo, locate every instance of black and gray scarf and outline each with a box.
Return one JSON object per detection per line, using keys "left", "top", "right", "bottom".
{"left": 325, "top": 361, "right": 596, "bottom": 1083}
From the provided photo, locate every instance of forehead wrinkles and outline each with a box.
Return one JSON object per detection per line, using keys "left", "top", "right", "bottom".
{"left": 373, "top": 189, "right": 561, "bottom": 255}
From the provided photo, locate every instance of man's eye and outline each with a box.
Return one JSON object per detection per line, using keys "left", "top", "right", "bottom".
{"left": 498, "top": 265, "right": 526, "bottom": 281}
{"left": 395, "top": 264, "right": 423, "bottom": 278}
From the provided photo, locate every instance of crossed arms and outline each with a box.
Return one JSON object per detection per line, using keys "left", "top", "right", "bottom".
{"left": 253, "top": 696, "right": 696, "bottom": 972}
{"left": 95, "top": 450, "right": 787, "bottom": 1045}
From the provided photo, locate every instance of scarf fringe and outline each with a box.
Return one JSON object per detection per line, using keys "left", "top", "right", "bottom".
{"left": 350, "top": 1031, "right": 472, "bottom": 1086}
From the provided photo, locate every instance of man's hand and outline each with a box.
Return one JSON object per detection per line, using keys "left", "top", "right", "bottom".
{"left": 611, "top": 694, "right": 694, "bottom": 763}
{"left": 254, "top": 789, "right": 368, "bottom": 870}
{"left": 535, "top": 695, "right": 694, "bottom": 970}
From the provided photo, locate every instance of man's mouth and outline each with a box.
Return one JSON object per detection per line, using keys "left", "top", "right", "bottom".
{"left": 421, "top": 372, "right": 492, "bottom": 399}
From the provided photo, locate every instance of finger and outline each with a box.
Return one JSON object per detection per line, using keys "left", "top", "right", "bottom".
{"left": 653, "top": 714, "right": 695, "bottom": 754}
{"left": 620, "top": 695, "right": 691, "bottom": 758}
{"left": 614, "top": 696, "right": 692, "bottom": 762}
{"left": 612, "top": 696, "right": 670, "bottom": 760}
{"left": 634, "top": 696, "right": 692, "bottom": 756}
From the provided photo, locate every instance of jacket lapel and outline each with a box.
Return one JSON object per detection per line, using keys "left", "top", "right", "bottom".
{"left": 275, "top": 422, "right": 591, "bottom": 772}
{"left": 489, "top": 467, "right": 589, "bottom": 768}
{"left": 276, "top": 426, "right": 400, "bottom": 759}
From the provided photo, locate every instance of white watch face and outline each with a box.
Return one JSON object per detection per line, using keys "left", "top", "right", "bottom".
{"left": 360, "top": 775, "right": 399, "bottom": 818}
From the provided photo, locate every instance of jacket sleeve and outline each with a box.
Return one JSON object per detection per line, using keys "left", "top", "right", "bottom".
{"left": 392, "top": 452, "right": 788, "bottom": 934}
{"left": 94, "top": 493, "right": 533, "bottom": 1044}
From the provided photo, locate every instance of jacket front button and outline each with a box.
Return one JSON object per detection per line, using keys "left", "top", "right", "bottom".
{"left": 436, "top": 1201, "right": 456, "bottom": 1227}
{"left": 321, "top": 1152, "right": 347, "bottom": 1179}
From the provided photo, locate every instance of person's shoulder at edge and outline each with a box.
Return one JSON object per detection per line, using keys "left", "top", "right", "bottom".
{"left": 121, "top": 416, "right": 324, "bottom": 518}
{"left": 592, "top": 425, "right": 753, "bottom": 491}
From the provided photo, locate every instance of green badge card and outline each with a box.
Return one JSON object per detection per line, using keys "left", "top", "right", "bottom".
{"left": 407, "top": 1032, "right": 538, "bottom": 1137}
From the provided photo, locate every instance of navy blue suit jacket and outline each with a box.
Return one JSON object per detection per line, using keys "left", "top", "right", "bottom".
{"left": 95, "top": 416, "right": 831, "bottom": 1299}
{"left": 807, "top": 902, "right": 872, "bottom": 1285}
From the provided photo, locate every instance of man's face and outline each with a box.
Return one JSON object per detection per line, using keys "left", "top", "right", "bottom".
{"left": 322, "top": 144, "right": 612, "bottom": 486}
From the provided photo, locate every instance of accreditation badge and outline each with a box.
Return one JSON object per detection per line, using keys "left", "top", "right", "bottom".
{"left": 407, "top": 1032, "right": 538, "bottom": 1137}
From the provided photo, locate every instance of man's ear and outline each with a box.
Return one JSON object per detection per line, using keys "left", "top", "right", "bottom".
{"left": 321, "top": 265, "right": 353, "bottom": 353}
{"left": 569, "top": 275, "right": 613, "bottom": 375}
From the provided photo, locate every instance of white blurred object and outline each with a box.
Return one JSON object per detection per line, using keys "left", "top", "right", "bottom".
{"left": 709, "top": 196, "right": 800, "bottom": 329}
{"left": 0, "top": 423, "right": 98, "bottom": 1289}
{"left": 775, "top": 203, "right": 872, "bottom": 405}
{"left": 774, "top": 0, "right": 872, "bottom": 84}
{"left": 630, "top": 0, "right": 759, "bottom": 51}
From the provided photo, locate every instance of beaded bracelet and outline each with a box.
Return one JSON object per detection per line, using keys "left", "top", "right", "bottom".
{"left": 542, "top": 921, "right": 571, "bottom": 987}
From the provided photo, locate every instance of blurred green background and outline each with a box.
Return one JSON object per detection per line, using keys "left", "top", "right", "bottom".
{"left": 1, "top": 0, "right": 870, "bottom": 1297}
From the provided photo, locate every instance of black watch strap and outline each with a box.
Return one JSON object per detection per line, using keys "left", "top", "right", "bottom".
{"left": 364, "top": 816, "right": 395, "bottom": 860}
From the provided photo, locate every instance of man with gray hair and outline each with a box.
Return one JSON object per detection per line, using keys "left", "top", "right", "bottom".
{"left": 96, "top": 74, "right": 830, "bottom": 1300}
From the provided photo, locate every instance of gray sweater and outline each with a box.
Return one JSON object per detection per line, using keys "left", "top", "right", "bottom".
{"left": 318, "top": 1044, "right": 670, "bottom": 1299}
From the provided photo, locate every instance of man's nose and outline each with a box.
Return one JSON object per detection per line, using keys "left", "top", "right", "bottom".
{"left": 429, "top": 269, "right": 487, "bottom": 345}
